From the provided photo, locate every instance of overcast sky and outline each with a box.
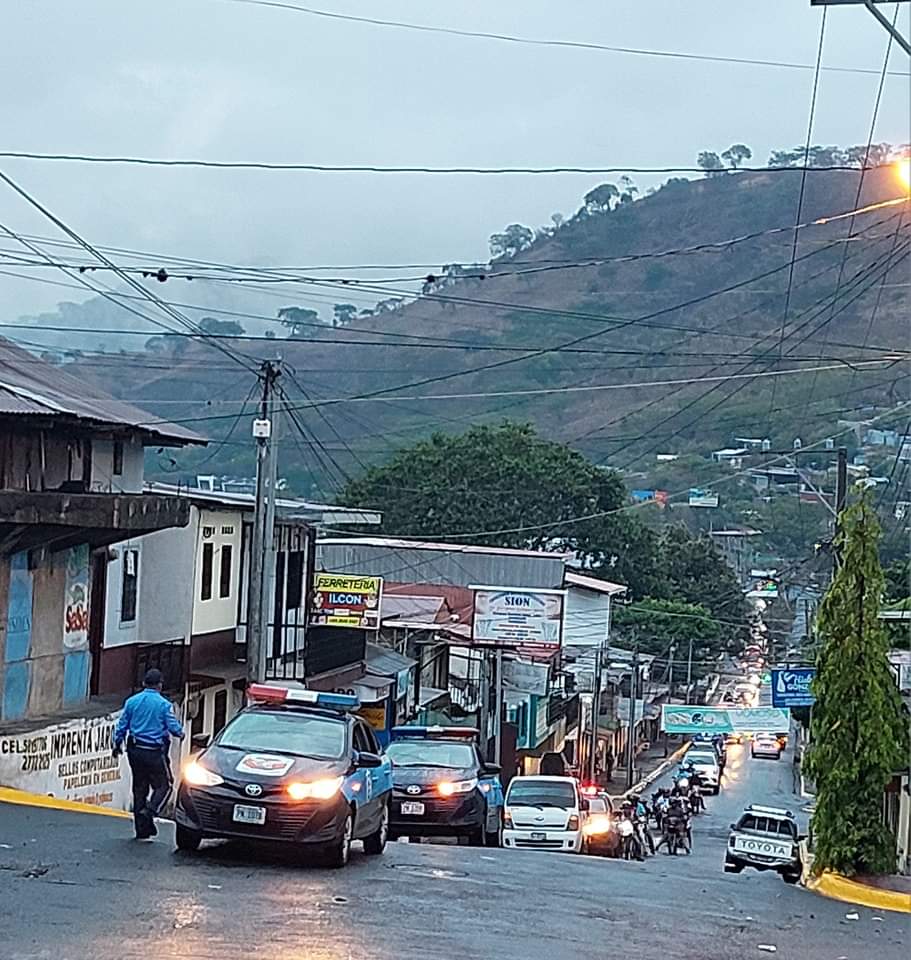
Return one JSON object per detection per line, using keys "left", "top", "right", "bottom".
{"left": 1, "top": 0, "right": 909, "bottom": 327}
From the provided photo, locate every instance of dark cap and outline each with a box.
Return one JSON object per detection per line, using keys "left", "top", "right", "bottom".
{"left": 143, "top": 668, "right": 163, "bottom": 687}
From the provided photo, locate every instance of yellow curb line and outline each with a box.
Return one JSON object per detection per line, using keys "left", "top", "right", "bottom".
{"left": 0, "top": 786, "right": 130, "bottom": 819}
{"left": 806, "top": 870, "right": 911, "bottom": 914}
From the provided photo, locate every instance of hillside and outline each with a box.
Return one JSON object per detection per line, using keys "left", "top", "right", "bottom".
{"left": 61, "top": 163, "right": 909, "bottom": 497}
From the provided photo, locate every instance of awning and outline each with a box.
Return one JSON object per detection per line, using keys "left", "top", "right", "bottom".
{"left": 418, "top": 686, "right": 448, "bottom": 708}
{"left": 366, "top": 643, "right": 416, "bottom": 677}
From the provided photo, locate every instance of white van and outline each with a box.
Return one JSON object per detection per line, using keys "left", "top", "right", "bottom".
{"left": 502, "top": 776, "right": 587, "bottom": 853}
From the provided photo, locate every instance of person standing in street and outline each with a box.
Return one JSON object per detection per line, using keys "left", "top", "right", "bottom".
{"left": 112, "top": 668, "right": 185, "bottom": 839}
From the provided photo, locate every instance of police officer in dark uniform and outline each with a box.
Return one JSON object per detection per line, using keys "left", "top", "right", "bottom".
{"left": 112, "top": 669, "right": 185, "bottom": 839}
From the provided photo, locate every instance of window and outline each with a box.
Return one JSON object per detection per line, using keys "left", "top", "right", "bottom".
{"left": 213, "top": 689, "right": 228, "bottom": 736}
{"left": 112, "top": 440, "right": 124, "bottom": 477}
{"left": 219, "top": 544, "right": 233, "bottom": 599}
{"left": 360, "top": 723, "right": 380, "bottom": 755}
{"left": 191, "top": 695, "right": 206, "bottom": 738}
{"left": 218, "top": 712, "right": 347, "bottom": 760}
{"left": 353, "top": 723, "right": 373, "bottom": 755}
{"left": 285, "top": 550, "right": 305, "bottom": 609}
{"left": 200, "top": 542, "right": 214, "bottom": 601}
{"left": 120, "top": 549, "right": 139, "bottom": 623}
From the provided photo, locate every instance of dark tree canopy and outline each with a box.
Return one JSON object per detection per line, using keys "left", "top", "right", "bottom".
{"left": 805, "top": 494, "right": 908, "bottom": 876}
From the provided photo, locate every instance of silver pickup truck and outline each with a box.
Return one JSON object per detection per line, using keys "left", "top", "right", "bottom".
{"left": 724, "top": 804, "right": 803, "bottom": 884}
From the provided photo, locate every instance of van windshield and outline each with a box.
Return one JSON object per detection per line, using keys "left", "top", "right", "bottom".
{"left": 507, "top": 781, "right": 576, "bottom": 808}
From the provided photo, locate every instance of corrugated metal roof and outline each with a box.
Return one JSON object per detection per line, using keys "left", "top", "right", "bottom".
{"left": 564, "top": 570, "right": 628, "bottom": 595}
{"left": 0, "top": 338, "right": 205, "bottom": 445}
{"left": 366, "top": 642, "right": 416, "bottom": 676}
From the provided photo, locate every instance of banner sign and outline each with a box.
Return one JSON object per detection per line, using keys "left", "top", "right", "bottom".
{"left": 661, "top": 705, "right": 790, "bottom": 734}
{"left": 502, "top": 658, "right": 550, "bottom": 696}
{"left": 471, "top": 586, "right": 565, "bottom": 652}
{"left": 311, "top": 573, "right": 383, "bottom": 630}
{"left": 771, "top": 668, "right": 816, "bottom": 708}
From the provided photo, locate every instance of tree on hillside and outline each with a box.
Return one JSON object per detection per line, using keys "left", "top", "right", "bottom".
{"left": 199, "top": 316, "right": 245, "bottom": 337}
{"left": 338, "top": 422, "right": 662, "bottom": 596}
{"left": 612, "top": 598, "right": 724, "bottom": 678}
{"left": 277, "top": 306, "right": 320, "bottom": 337}
{"left": 332, "top": 303, "right": 358, "bottom": 328}
{"left": 805, "top": 493, "right": 908, "bottom": 876}
{"left": 657, "top": 525, "right": 751, "bottom": 647}
{"left": 583, "top": 183, "right": 620, "bottom": 214}
{"left": 697, "top": 151, "right": 725, "bottom": 176}
{"left": 489, "top": 224, "right": 534, "bottom": 259}
{"left": 721, "top": 144, "right": 752, "bottom": 169}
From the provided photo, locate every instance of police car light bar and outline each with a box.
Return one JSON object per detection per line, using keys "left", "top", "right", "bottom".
{"left": 247, "top": 684, "right": 359, "bottom": 710}
{"left": 391, "top": 725, "right": 480, "bottom": 740}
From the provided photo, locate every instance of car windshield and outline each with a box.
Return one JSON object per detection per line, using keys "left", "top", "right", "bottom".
{"left": 687, "top": 754, "right": 716, "bottom": 765}
{"left": 386, "top": 740, "right": 476, "bottom": 769}
{"left": 217, "top": 711, "right": 347, "bottom": 760}
{"left": 588, "top": 797, "right": 609, "bottom": 813}
{"left": 507, "top": 781, "right": 576, "bottom": 808}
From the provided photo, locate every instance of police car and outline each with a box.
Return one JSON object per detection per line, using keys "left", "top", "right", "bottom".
{"left": 385, "top": 726, "right": 504, "bottom": 845}
{"left": 724, "top": 804, "right": 803, "bottom": 884}
{"left": 175, "top": 683, "right": 393, "bottom": 867}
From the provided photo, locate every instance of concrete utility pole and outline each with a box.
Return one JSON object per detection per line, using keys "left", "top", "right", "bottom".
{"left": 626, "top": 648, "right": 640, "bottom": 790}
{"left": 833, "top": 445, "right": 848, "bottom": 566}
{"left": 685, "top": 636, "right": 694, "bottom": 705}
{"left": 589, "top": 641, "right": 604, "bottom": 783}
{"left": 492, "top": 649, "right": 504, "bottom": 766}
{"left": 246, "top": 359, "right": 281, "bottom": 684}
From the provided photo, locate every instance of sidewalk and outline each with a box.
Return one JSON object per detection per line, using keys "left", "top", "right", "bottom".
{"left": 800, "top": 842, "right": 911, "bottom": 914}
{"left": 605, "top": 740, "right": 688, "bottom": 800}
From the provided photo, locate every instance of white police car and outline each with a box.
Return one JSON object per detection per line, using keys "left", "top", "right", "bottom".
{"left": 175, "top": 684, "right": 393, "bottom": 867}
{"left": 725, "top": 804, "right": 803, "bottom": 884}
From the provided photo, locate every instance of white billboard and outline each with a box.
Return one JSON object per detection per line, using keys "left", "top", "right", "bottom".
{"left": 471, "top": 586, "right": 565, "bottom": 653}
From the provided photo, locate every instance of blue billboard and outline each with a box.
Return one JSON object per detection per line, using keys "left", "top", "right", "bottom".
{"left": 771, "top": 668, "right": 816, "bottom": 708}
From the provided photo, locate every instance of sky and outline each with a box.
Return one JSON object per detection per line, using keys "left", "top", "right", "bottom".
{"left": 0, "top": 0, "right": 909, "bottom": 333}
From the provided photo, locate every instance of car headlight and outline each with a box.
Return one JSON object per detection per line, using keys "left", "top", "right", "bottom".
{"left": 183, "top": 760, "right": 224, "bottom": 787}
{"left": 583, "top": 815, "right": 613, "bottom": 836}
{"left": 504, "top": 810, "right": 514, "bottom": 828}
{"left": 678, "top": 777, "right": 689, "bottom": 788}
{"left": 287, "top": 776, "right": 344, "bottom": 801}
{"left": 437, "top": 778, "right": 478, "bottom": 796}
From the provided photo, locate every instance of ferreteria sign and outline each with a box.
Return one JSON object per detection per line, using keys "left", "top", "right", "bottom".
{"left": 311, "top": 573, "right": 383, "bottom": 630}
{"left": 661, "top": 705, "right": 790, "bottom": 734}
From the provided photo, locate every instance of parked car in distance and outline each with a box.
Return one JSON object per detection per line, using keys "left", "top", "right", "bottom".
{"left": 751, "top": 733, "right": 782, "bottom": 760}
{"left": 582, "top": 794, "right": 620, "bottom": 857}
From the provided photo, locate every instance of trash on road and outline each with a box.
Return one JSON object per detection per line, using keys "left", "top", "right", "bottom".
{"left": 207, "top": 884, "right": 222, "bottom": 890}
{"left": 845, "top": 912, "right": 860, "bottom": 921}
{"left": 757, "top": 946, "right": 777, "bottom": 953}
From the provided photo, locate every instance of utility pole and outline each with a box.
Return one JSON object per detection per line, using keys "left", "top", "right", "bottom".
{"left": 589, "top": 640, "right": 604, "bottom": 783}
{"left": 834, "top": 445, "right": 848, "bottom": 566}
{"left": 246, "top": 359, "right": 281, "bottom": 684}
{"left": 492, "top": 649, "right": 504, "bottom": 766}
{"left": 626, "top": 648, "right": 640, "bottom": 790}
{"left": 685, "top": 636, "right": 694, "bottom": 705}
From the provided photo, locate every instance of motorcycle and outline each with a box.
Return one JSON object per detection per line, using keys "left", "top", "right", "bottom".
{"left": 651, "top": 791, "right": 670, "bottom": 831}
{"left": 662, "top": 812, "right": 691, "bottom": 856}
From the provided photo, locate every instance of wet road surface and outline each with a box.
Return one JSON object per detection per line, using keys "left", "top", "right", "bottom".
{"left": 1, "top": 740, "right": 906, "bottom": 960}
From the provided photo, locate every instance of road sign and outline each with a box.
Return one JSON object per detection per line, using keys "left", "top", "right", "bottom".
{"left": 771, "top": 668, "right": 816, "bottom": 708}
{"left": 661, "top": 705, "right": 790, "bottom": 734}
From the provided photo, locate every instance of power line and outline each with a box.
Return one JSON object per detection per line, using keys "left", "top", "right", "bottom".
{"left": 1, "top": 150, "right": 904, "bottom": 176}
{"left": 215, "top": 0, "right": 909, "bottom": 78}
{"left": 766, "top": 7, "right": 828, "bottom": 433}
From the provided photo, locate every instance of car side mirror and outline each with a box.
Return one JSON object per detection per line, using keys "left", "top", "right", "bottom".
{"left": 191, "top": 733, "right": 210, "bottom": 751}
{"left": 729, "top": 822, "right": 737, "bottom": 831}
{"left": 798, "top": 832, "right": 808, "bottom": 841}
{"left": 355, "top": 750, "right": 384, "bottom": 769}
{"left": 482, "top": 762, "right": 502, "bottom": 776}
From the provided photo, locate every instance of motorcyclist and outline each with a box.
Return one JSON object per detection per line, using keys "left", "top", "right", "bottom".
{"left": 618, "top": 799, "right": 646, "bottom": 861}
{"left": 659, "top": 794, "right": 691, "bottom": 854}
{"left": 629, "top": 793, "right": 655, "bottom": 855}
{"left": 651, "top": 788, "right": 670, "bottom": 830}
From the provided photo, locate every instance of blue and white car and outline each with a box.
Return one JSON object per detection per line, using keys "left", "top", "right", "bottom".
{"left": 386, "top": 726, "right": 505, "bottom": 846}
{"left": 175, "top": 684, "right": 393, "bottom": 867}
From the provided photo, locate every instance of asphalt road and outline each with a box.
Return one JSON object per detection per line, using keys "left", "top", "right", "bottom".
{"left": 1, "top": 741, "right": 906, "bottom": 960}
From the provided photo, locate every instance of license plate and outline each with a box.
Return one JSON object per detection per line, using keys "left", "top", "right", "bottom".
{"left": 232, "top": 804, "right": 266, "bottom": 825}
{"left": 401, "top": 802, "right": 424, "bottom": 815}
{"left": 530, "top": 831, "right": 546, "bottom": 841}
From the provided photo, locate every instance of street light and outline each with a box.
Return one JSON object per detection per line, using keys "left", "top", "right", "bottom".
{"left": 898, "top": 157, "right": 911, "bottom": 189}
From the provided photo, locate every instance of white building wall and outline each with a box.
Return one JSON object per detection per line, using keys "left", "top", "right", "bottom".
{"left": 191, "top": 509, "right": 243, "bottom": 636}
{"left": 103, "top": 515, "right": 197, "bottom": 648}
{"left": 90, "top": 436, "right": 144, "bottom": 493}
